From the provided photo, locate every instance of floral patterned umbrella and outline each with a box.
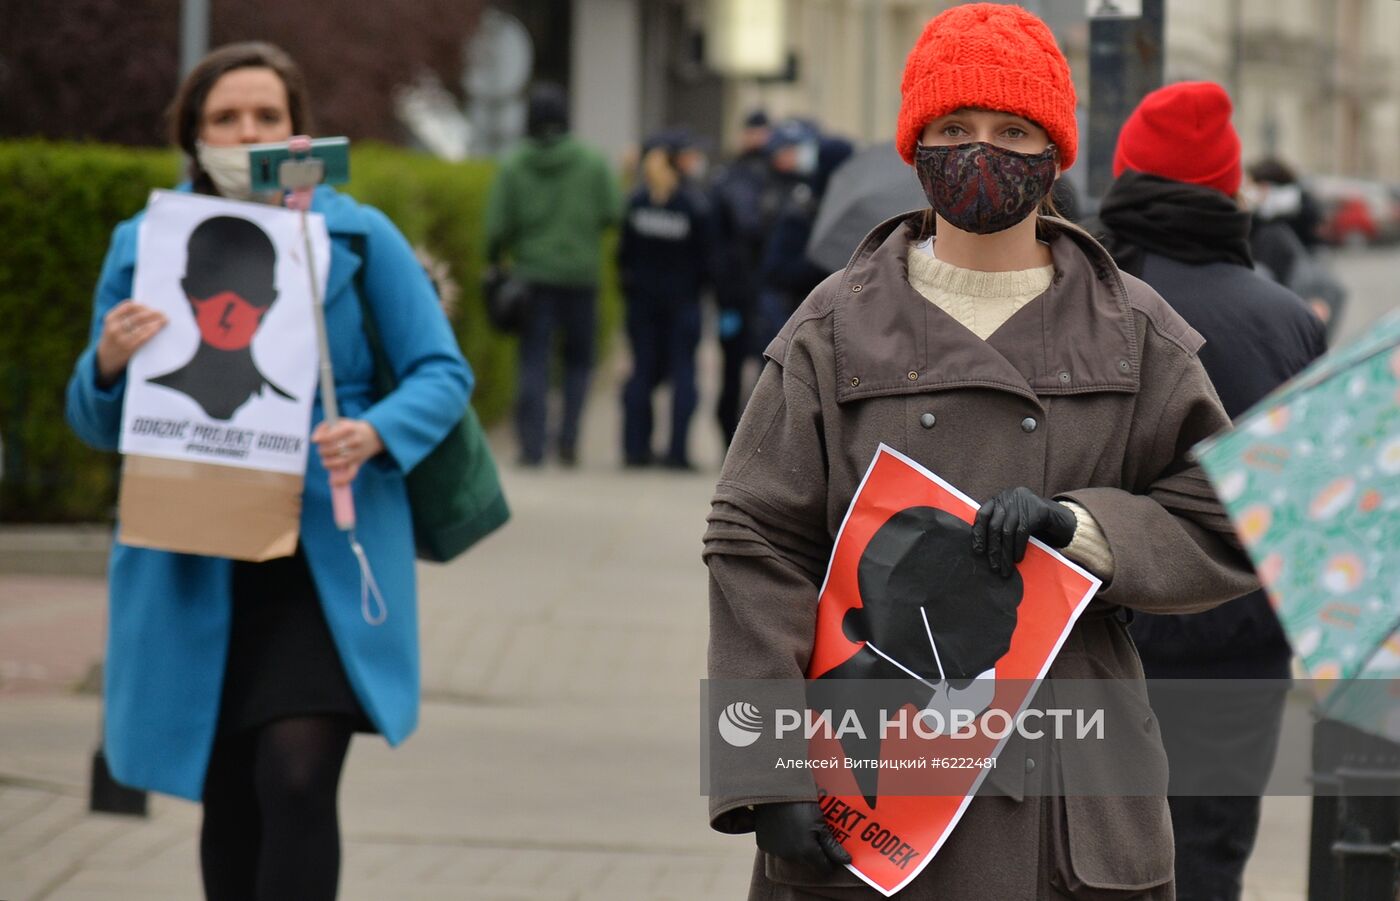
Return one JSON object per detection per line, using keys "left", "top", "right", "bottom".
{"left": 1195, "top": 309, "right": 1400, "bottom": 739}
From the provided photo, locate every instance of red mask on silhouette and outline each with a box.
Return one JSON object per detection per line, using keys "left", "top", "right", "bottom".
{"left": 189, "top": 290, "right": 267, "bottom": 351}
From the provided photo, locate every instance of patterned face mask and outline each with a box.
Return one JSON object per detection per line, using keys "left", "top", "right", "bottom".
{"left": 914, "top": 142, "right": 1059, "bottom": 235}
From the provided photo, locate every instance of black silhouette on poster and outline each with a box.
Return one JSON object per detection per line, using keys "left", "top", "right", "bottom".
{"left": 148, "top": 216, "right": 295, "bottom": 421}
{"left": 815, "top": 506, "right": 1024, "bottom": 806}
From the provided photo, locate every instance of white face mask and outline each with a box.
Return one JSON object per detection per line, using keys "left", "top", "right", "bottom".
{"left": 195, "top": 141, "right": 277, "bottom": 202}
{"left": 794, "top": 141, "right": 819, "bottom": 177}
{"left": 1237, "top": 180, "right": 1262, "bottom": 213}
{"left": 1258, "top": 182, "right": 1303, "bottom": 220}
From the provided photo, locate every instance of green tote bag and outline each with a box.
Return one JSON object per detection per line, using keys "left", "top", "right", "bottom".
{"left": 353, "top": 255, "right": 510, "bottom": 563}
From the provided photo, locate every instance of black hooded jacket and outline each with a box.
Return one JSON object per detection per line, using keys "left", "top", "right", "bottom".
{"left": 1089, "top": 171, "right": 1327, "bottom": 678}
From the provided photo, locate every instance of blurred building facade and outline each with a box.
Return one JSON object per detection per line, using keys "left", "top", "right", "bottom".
{"left": 1166, "top": 0, "right": 1400, "bottom": 182}
{"left": 545, "top": 0, "right": 1400, "bottom": 183}
{"left": 8, "top": 0, "right": 1394, "bottom": 183}
{"left": 0, "top": 0, "right": 484, "bottom": 149}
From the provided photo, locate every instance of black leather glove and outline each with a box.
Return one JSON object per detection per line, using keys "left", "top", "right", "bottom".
{"left": 973, "top": 487, "right": 1078, "bottom": 578}
{"left": 753, "top": 801, "right": 852, "bottom": 870}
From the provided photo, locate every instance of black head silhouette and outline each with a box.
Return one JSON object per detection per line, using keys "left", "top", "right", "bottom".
{"left": 847, "top": 506, "right": 1023, "bottom": 688}
{"left": 179, "top": 215, "right": 279, "bottom": 310}
{"left": 814, "top": 506, "right": 1024, "bottom": 807}
{"left": 149, "top": 215, "right": 294, "bottom": 421}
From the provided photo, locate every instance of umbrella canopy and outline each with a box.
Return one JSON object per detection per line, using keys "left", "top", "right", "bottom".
{"left": 1195, "top": 310, "right": 1400, "bottom": 738}
{"left": 805, "top": 142, "right": 925, "bottom": 273}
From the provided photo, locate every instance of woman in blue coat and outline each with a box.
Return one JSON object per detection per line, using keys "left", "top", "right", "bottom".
{"left": 64, "top": 43, "right": 471, "bottom": 900}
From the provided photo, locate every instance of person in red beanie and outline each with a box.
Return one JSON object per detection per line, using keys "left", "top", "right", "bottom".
{"left": 1113, "top": 80, "right": 1243, "bottom": 198}
{"left": 1089, "top": 81, "right": 1326, "bottom": 901}
{"left": 705, "top": 5, "right": 1256, "bottom": 900}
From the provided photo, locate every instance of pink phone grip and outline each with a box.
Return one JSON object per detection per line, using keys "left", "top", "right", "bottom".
{"left": 331, "top": 482, "right": 356, "bottom": 531}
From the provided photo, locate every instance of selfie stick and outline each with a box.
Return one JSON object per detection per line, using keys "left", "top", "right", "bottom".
{"left": 281, "top": 135, "right": 355, "bottom": 531}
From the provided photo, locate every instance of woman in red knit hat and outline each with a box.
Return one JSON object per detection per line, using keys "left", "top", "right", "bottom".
{"left": 705, "top": 4, "right": 1256, "bottom": 899}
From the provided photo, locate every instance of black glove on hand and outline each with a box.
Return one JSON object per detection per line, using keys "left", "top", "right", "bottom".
{"left": 753, "top": 802, "right": 852, "bottom": 870}
{"left": 973, "top": 487, "right": 1078, "bottom": 578}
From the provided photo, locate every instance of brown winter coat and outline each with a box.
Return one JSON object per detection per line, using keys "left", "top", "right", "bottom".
{"left": 704, "top": 214, "right": 1259, "bottom": 900}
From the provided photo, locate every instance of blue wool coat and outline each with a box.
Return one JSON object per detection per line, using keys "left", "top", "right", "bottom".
{"left": 65, "top": 185, "right": 473, "bottom": 800}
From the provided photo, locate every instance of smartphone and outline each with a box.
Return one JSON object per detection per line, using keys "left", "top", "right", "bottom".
{"left": 247, "top": 137, "right": 350, "bottom": 193}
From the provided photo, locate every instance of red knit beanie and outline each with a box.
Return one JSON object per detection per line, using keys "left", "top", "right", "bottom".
{"left": 1114, "top": 81, "right": 1243, "bottom": 197}
{"left": 896, "top": 3, "right": 1078, "bottom": 169}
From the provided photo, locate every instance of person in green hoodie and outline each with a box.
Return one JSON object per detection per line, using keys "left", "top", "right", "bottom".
{"left": 485, "top": 82, "right": 622, "bottom": 467}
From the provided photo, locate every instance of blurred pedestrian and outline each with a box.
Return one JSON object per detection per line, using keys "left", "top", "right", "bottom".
{"left": 64, "top": 42, "right": 473, "bottom": 901}
{"left": 752, "top": 120, "right": 829, "bottom": 350}
{"left": 705, "top": 6, "right": 1255, "bottom": 898}
{"left": 618, "top": 133, "right": 714, "bottom": 469}
{"left": 1091, "top": 80, "right": 1327, "bottom": 901}
{"left": 485, "top": 82, "right": 621, "bottom": 467}
{"left": 811, "top": 127, "right": 856, "bottom": 200}
{"left": 1248, "top": 156, "right": 1323, "bottom": 250}
{"left": 675, "top": 131, "right": 713, "bottom": 186}
{"left": 1246, "top": 170, "right": 1312, "bottom": 287}
{"left": 709, "top": 110, "right": 773, "bottom": 445}
{"left": 1246, "top": 157, "right": 1347, "bottom": 335}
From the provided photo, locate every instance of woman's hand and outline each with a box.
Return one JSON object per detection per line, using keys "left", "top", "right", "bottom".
{"left": 311, "top": 419, "right": 385, "bottom": 487}
{"left": 96, "top": 300, "right": 168, "bottom": 385}
{"left": 753, "top": 802, "right": 852, "bottom": 870}
{"left": 973, "top": 487, "right": 1078, "bottom": 578}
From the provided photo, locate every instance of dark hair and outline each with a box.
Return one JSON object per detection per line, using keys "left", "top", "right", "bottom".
{"left": 1247, "top": 157, "right": 1299, "bottom": 187}
{"left": 166, "top": 42, "right": 312, "bottom": 188}
{"left": 743, "top": 109, "right": 770, "bottom": 129}
{"left": 526, "top": 82, "right": 569, "bottom": 140}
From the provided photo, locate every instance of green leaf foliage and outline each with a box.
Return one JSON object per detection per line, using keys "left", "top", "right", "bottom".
{"left": 0, "top": 141, "right": 180, "bottom": 523}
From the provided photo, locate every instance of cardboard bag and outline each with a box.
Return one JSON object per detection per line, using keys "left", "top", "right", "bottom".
{"left": 116, "top": 191, "right": 327, "bottom": 559}
{"left": 118, "top": 455, "right": 302, "bottom": 561}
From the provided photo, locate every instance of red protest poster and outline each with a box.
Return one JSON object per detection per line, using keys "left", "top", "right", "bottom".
{"left": 806, "top": 444, "right": 1101, "bottom": 895}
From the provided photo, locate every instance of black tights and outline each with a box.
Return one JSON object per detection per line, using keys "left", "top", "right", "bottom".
{"left": 200, "top": 716, "right": 354, "bottom": 901}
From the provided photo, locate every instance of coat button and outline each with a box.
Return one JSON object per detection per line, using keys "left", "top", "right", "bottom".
{"left": 1058, "top": 371, "right": 1071, "bottom": 384}
{"left": 908, "top": 371, "right": 918, "bottom": 381}
{"left": 1118, "top": 359, "right": 1131, "bottom": 373}
{"left": 850, "top": 377, "right": 860, "bottom": 387}
{"left": 1025, "top": 757, "right": 1036, "bottom": 773}
{"left": 851, "top": 284, "right": 863, "bottom": 293}
{"left": 920, "top": 413, "right": 936, "bottom": 429}
{"left": 1020, "top": 417, "right": 1038, "bottom": 433}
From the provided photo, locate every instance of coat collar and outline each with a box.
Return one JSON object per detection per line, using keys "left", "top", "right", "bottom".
{"left": 308, "top": 186, "right": 368, "bottom": 306}
{"left": 829, "top": 214, "right": 1141, "bottom": 407}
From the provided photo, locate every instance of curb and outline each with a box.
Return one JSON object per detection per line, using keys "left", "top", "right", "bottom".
{"left": 0, "top": 525, "right": 111, "bottom": 577}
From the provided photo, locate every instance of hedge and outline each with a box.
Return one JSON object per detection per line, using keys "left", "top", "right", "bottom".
{"left": 0, "top": 140, "right": 619, "bottom": 522}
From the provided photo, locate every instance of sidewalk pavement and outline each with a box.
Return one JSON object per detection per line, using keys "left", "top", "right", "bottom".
{"left": 0, "top": 347, "right": 1310, "bottom": 900}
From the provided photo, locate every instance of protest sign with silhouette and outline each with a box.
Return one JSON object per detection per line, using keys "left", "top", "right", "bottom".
{"left": 147, "top": 215, "right": 296, "bottom": 421}
{"left": 117, "top": 190, "right": 326, "bottom": 560}
{"left": 807, "top": 445, "right": 1101, "bottom": 895}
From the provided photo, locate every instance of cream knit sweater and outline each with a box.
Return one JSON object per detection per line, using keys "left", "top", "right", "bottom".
{"left": 907, "top": 240, "right": 1116, "bottom": 580}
